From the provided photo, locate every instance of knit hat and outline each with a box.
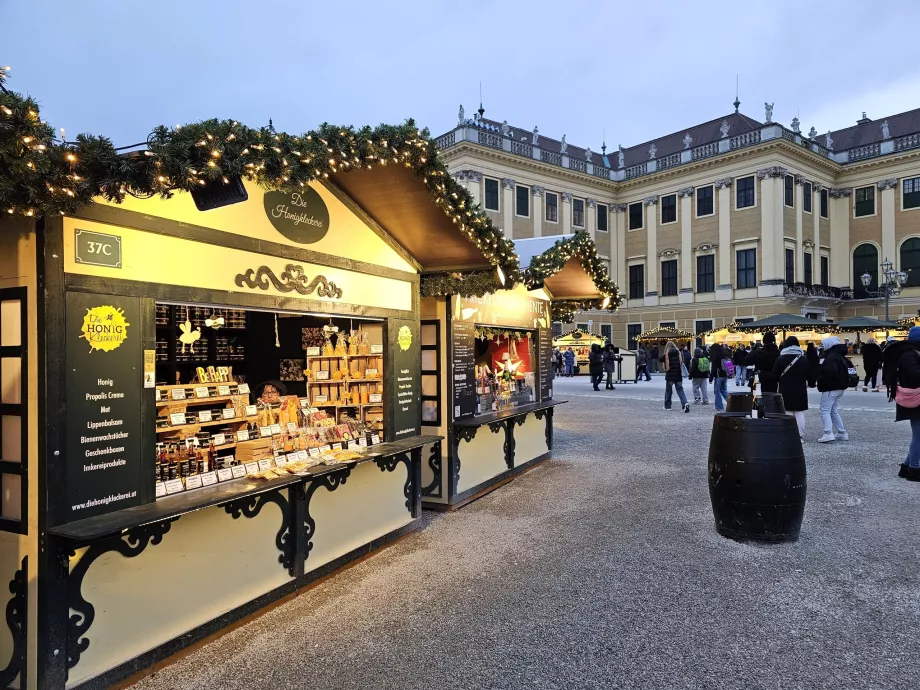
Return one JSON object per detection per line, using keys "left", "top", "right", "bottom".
{"left": 821, "top": 335, "right": 840, "bottom": 349}
{"left": 694, "top": 347, "right": 702, "bottom": 356}
{"left": 763, "top": 332, "right": 776, "bottom": 345}
{"left": 909, "top": 326, "right": 920, "bottom": 342}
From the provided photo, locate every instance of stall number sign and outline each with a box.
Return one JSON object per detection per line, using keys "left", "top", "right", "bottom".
{"left": 74, "top": 229, "right": 122, "bottom": 268}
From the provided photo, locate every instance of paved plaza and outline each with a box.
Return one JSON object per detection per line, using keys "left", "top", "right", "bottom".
{"left": 132, "top": 376, "right": 920, "bottom": 690}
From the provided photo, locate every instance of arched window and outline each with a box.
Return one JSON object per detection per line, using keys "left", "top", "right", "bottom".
{"left": 853, "top": 243, "right": 878, "bottom": 298}
{"left": 900, "top": 238, "right": 920, "bottom": 287}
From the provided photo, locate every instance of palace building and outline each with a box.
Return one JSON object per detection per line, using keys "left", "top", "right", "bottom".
{"left": 435, "top": 102, "right": 920, "bottom": 347}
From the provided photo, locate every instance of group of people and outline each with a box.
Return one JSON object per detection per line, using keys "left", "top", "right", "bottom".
{"left": 553, "top": 347, "right": 577, "bottom": 377}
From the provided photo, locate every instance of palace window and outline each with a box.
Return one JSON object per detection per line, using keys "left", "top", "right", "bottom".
{"left": 628, "top": 202, "right": 644, "bottom": 230}
{"left": 785, "top": 174, "right": 795, "bottom": 207}
{"left": 545, "top": 192, "right": 558, "bottom": 222}
{"left": 696, "top": 254, "right": 714, "bottom": 293}
{"left": 804, "top": 182, "right": 813, "bottom": 213}
{"left": 661, "top": 194, "right": 677, "bottom": 224}
{"left": 785, "top": 247, "right": 794, "bottom": 285}
{"left": 737, "top": 248, "right": 757, "bottom": 289}
{"left": 904, "top": 177, "right": 920, "bottom": 210}
{"left": 900, "top": 238, "right": 920, "bottom": 287}
{"left": 804, "top": 252, "right": 813, "bottom": 286}
{"left": 627, "top": 324, "right": 642, "bottom": 350}
{"left": 820, "top": 188, "right": 829, "bottom": 218}
{"left": 820, "top": 255, "right": 829, "bottom": 286}
{"left": 736, "top": 176, "right": 755, "bottom": 209}
{"left": 854, "top": 186, "right": 875, "bottom": 217}
{"left": 629, "top": 264, "right": 645, "bottom": 299}
{"left": 661, "top": 259, "right": 678, "bottom": 296}
{"left": 696, "top": 185, "right": 714, "bottom": 217}
{"left": 573, "top": 198, "right": 585, "bottom": 227}
{"left": 515, "top": 185, "right": 529, "bottom": 217}
{"left": 484, "top": 178, "right": 499, "bottom": 211}
{"left": 853, "top": 243, "right": 878, "bottom": 297}
{"left": 597, "top": 204, "right": 608, "bottom": 232}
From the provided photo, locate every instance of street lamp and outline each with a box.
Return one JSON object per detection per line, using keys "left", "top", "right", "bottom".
{"left": 860, "top": 257, "right": 908, "bottom": 322}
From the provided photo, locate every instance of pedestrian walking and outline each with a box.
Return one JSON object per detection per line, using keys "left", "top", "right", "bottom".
{"left": 861, "top": 337, "right": 882, "bottom": 392}
{"left": 563, "top": 347, "right": 575, "bottom": 377}
{"left": 651, "top": 345, "right": 660, "bottom": 374}
{"left": 681, "top": 345, "right": 691, "bottom": 370}
{"left": 689, "top": 347, "right": 710, "bottom": 404}
{"left": 635, "top": 348, "right": 651, "bottom": 381}
{"left": 816, "top": 336, "right": 851, "bottom": 443}
{"left": 882, "top": 325, "right": 920, "bottom": 480}
{"left": 806, "top": 341, "right": 820, "bottom": 388}
{"left": 603, "top": 343, "right": 620, "bottom": 390}
{"left": 661, "top": 341, "right": 690, "bottom": 412}
{"left": 709, "top": 342, "right": 730, "bottom": 411}
{"left": 772, "top": 336, "right": 811, "bottom": 441}
{"left": 733, "top": 346, "right": 747, "bottom": 386}
{"left": 751, "top": 332, "right": 780, "bottom": 393}
{"left": 588, "top": 343, "right": 604, "bottom": 391}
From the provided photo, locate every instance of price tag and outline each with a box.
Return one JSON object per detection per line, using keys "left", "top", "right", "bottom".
{"left": 371, "top": 434, "right": 380, "bottom": 445}
{"left": 258, "top": 458, "right": 273, "bottom": 471}
{"left": 320, "top": 444, "right": 332, "bottom": 454}
{"left": 270, "top": 424, "right": 282, "bottom": 436}
{"left": 315, "top": 370, "right": 331, "bottom": 380}
{"left": 169, "top": 412, "right": 186, "bottom": 426}
{"left": 164, "top": 478, "right": 185, "bottom": 495}
{"left": 369, "top": 393, "right": 382, "bottom": 404}
{"left": 200, "top": 471, "right": 218, "bottom": 486}
{"left": 222, "top": 408, "right": 236, "bottom": 420}
{"left": 299, "top": 398, "right": 310, "bottom": 408}
{"left": 236, "top": 429, "right": 250, "bottom": 442}
{"left": 287, "top": 422, "right": 298, "bottom": 433}
{"left": 245, "top": 404, "right": 257, "bottom": 417}
{"left": 171, "top": 388, "right": 187, "bottom": 401}
{"left": 224, "top": 455, "right": 235, "bottom": 465}
{"left": 195, "top": 386, "right": 210, "bottom": 398}
{"left": 259, "top": 426, "right": 272, "bottom": 438}
{"left": 185, "top": 474, "right": 203, "bottom": 490}
{"left": 347, "top": 440, "right": 358, "bottom": 450}
{"left": 155, "top": 482, "right": 166, "bottom": 498}
{"left": 231, "top": 464, "right": 247, "bottom": 479}
{"left": 185, "top": 437, "right": 199, "bottom": 448}
{"left": 237, "top": 383, "right": 250, "bottom": 394}
{"left": 358, "top": 436, "right": 368, "bottom": 448}
{"left": 309, "top": 447, "right": 321, "bottom": 457}
{"left": 217, "top": 385, "right": 231, "bottom": 396}
{"left": 155, "top": 389, "right": 162, "bottom": 402}
{"left": 276, "top": 455, "right": 288, "bottom": 467}
{"left": 245, "top": 462, "right": 260, "bottom": 475}
{"left": 313, "top": 395, "right": 328, "bottom": 404}
{"left": 217, "top": 467, "right": 234, "bottom": 482}
{"left": 365, "top": 368, "right": 378, "bottom": 376}
{"left": 297, "top": 449, "right": 309, "bottom": 461}
{"left": 198, "top": 409, "right": 213, "bottom": 423}
{"left": 306, "top": 346, "right": 321, "bottom": 356}
{"left": 212, "top": 433, "right": 226, "bottom": 446}
{"left": 371, "top": 344, "right": 383, "bottom": 354}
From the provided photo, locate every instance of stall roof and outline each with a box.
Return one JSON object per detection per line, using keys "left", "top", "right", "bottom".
{"left": 331, "top": 165, "right": 495, "bottom": 272}
{"left": 515, "top": 234, "right": 608, "bottom": 301}
{"left": 835, "top": 316, "right": 904, "bottom": 331}
{"left": 736, "top": 313, "right": 830, "bottom": 329}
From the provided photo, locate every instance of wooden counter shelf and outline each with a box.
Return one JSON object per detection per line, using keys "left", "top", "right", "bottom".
{"left": 155, "top": 415, "right": 258, "bottom": 435}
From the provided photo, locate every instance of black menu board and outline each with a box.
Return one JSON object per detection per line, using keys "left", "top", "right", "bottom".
{"left": 64, "top": 292, "right": 143, "bottom": 520}
{"left": 538, "top": 327, "right": 553, "bottom": 401}
{"left": 452, "top": 320, "right": 476, "bottom": 419}
{"left": 388, "top": 318, "right": 420, "bottom": 439}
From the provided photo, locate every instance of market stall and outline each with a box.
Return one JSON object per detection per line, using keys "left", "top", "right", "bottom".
{"left": 552, "top": 328, "right": 606, "bottom": 374}
{"left": 0, "top": 71, "right": 527, "bottom": 689}
{"left": 418, "top": 232, "right": 620, "bottom": 510}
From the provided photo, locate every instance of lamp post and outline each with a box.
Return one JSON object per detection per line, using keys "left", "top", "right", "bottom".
{"left": 861, "top": 257, "right": 908, "bottom": 324}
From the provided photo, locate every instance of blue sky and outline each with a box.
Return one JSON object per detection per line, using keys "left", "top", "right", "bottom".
{"left": 6, "top": 1, "right": 920, "bottom": 151}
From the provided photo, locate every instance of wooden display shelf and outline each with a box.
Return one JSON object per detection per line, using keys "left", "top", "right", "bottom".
{"left": 156, "top": 415, "right": 258, "bottom": 435}
{"left": 308, "top": 380, "right": 347, "bottom": 385}
{"left": 156, "top": 394, "right": 239, "bottom": 407}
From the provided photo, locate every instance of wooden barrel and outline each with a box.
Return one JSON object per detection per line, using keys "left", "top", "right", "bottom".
{"left": 707, "top": 412, "right": 807, "bottom": 542}
{"left": 726, "top": 392, "right": 753, "bottom": 413}
{"left": 760, "top": 392, "right": 786, "bottom": 415}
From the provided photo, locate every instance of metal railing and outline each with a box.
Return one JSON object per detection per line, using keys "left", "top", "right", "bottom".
{"left": 783, "top": 282, "right": 854, "bottom": 300}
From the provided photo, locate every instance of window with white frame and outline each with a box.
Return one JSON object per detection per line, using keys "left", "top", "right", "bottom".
{"left": 736, "top": 176, "right": 755, "bottom": 209}
{"left": 484, "top": 178, "right": 499, "bottom": 211}
{"left": 628, "top": 202, "right": 643, "bottom": 230}
{"left": 661, "top": 194, "right": 677, "bottom": 224}
{"left": 696, "top": 185, "right": 714, "bottom": 217}
{"left": 904, "top": 177, "right": 920, "bottom": 210}
{"left": 784, "top": 174, "right": 795, "bottom": 207}
{"left": 804, "top": 182, "right": 812, "bottom": 213}
{"left": 854, "top": 186, "right": 875, "bottom": 217}
{"left": 573, "top": 198, "right": 585, "bottom": 227}
{"left": 820, "top": 188, "right": 829, "bottom": 218}
{"left": 737, "top": 248, "right": 757, "bottom": 288}
{"left": 627, "top": 324, "right": 642, "bottom": 350}
{"left": 597, "top": 203, "right": 608, "bottom": 231}
{"left": 515, "top": 185, "right": 530, "bottom": 217}
{"left": 545, "top": 191, "right": 558, "bottom": 222}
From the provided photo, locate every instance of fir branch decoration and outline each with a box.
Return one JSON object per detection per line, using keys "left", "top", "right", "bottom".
{"left": 0, "top": 67, "right": 519, "bottom": 286}
{"left": 522, "top": 231, "right": 622, "bottom": 312}
{"left": 420, "top": 270, "right": 502, "bottom": 298}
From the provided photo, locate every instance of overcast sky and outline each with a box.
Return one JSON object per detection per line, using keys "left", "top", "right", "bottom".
{"left": 6, "top": 1, "right": 920, "bottom": 151}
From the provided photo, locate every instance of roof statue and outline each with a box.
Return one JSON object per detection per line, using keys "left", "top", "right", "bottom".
{"left": 720, "top": 120, "right": 731, "bottom": 138}
{"left": 825, "top": 131, "right": 834, "bottom": 150}
{"left": 458, "top": 104, "right": 464, "bottom": 124}
{"left": 808, "top": 126, "right": 818, "bottom": 138}
{"left": 682, "top": 133, "right": 692, "bottom": 149}
{"left": 585, "top": 147, "right": 592, "bottom": 162}
{"left": 648, "top": 144, "right": 657, "bottom": 160}
{"left": 881, "top": 120, "right": 890, "bottom": 139}
{"left": 791, "top": 116, "right": 800, "bottom": 133}
{"left": 560, "top": 135, "right": 567, "bottom": 154}
{"left": 532, "top": 125, "right": 539, "bottom": 145}
{"left": 764, "top": 102, "right": 774, "bottom": 123}
{"left": 618, "top": 146, "right": 625, "bottom": 169}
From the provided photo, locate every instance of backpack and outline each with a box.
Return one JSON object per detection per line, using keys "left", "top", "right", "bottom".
{"left": 723, "top": 358, "right": 735, "bottom": 377}
{"left": 844, "top": 357, "right": 859, "bottom": 388}
{"left": 697, "top": 357, "right": 710, "bottom": 373}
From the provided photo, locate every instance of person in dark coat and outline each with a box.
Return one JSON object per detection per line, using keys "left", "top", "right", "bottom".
{"left": 882, "top": 326, "right": 920, "bottom": 480}
{"left": 688, "top": 347, "right": 709, "bottom": 404}
{"left": 805, "top": 341, "right": 820, "bottom": 388}
{"left": 750, "top": 332, "right": 780, "bottom": 393}
{"left": 588, "top": 343, "right": 604, "bottom": 391}
{"left": 732, "top": 345, "right": 748, "bottom": 386}
{"left": 708, "top": 342, "right": 730, "bottom": 411}
{"left": 661, "top": 340, "right": 689, "bottom": 412}
{"left": 651, "top": 345, "right": 660, "bottom": 373}
{"left": 602, "top": 343, "right": 620, "bottom": 390}
{"left": 861, "top": 337, "right": 883, "bottom": 392}
{"left": 772, "top": 336, "right": 811, "bottom": 441}
{"left": 635, "top": 348, "right": 651, "bottom": 381}
{"left": 816, "top": 336, "right": 850, "bottom": 443}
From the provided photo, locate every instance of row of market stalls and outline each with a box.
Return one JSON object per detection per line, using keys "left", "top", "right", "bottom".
{"left": 0, "top": 71, "right": 620, "bottom": 690}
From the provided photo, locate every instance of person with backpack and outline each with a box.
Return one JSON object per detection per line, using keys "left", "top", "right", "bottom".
{"left": 882, "top": 325, "right": 920, "bottom": 481}
{"left": 772, "top": 336, "right": 811, "bottom": 441}
{"left": 861, "top": 337, "right": 883, "bottom": 392}
{"left": 816, "top": 335, "right": 853, "bottom": 443}
{"left": 689, "top": 347, "right": 710, "bottom": 404}
{"left": 709, "top": 342, "right": 731, "bottom": 411}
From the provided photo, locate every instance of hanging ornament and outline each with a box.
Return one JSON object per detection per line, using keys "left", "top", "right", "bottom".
{"left": 274, "top": 313, "right": 280, "bottom": 348}
{"left": 205, "top": 312, "right": 225, "bottom": 329}
{"left": 178, "top": 306, "right": 201, "bottom": 354}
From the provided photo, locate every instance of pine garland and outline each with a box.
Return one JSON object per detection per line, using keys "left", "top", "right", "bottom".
{"left": 420, "top": 270, "right": 501, "bottom": 298}
{"left": 0, "top": 67, "right": 519, "bottom": 290}
{"left": 522, "top": 231, "right": 622, "bottom": 313}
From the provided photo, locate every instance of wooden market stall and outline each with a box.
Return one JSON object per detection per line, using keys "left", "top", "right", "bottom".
{"left": 0, "top": 72, "right": 532, "bottom": 690}
{"left": 552, "top": 327, "right": 606, "bottom": 373}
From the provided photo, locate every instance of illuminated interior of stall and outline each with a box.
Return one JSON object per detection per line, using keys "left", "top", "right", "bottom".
{"left": 473, "top": 327, "right": 535, "bottom": 413}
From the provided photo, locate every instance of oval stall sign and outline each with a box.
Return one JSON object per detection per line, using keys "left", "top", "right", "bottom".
{"left": 263, "top": 188, "right": 330, "bottom": 244}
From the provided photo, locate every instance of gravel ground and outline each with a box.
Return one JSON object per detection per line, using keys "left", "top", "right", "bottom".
{"left": 131, "top": 376, "right": 920, "bottom": 690}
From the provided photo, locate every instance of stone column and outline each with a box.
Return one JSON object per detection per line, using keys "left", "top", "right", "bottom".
{"left": 879, "top": 179, "right": 899, "bottom": 265}
{"left": 715, "top": 178, "right": 733, "bottom": 300}
{"left": 795, "top": 175, "right": 806, "bottom": 282}
{"left": 678, "top": 187, "right": 694, "bottom": 303}
{"left": 829, "top": 188, "right": 851, "bottom": 287}
{"left": 644, "top": 195, "right": 659, "bottom": 307}
{"left": 501, "top": 178, "right": 515, "bottom": 239}
{"left": 613, "top": 204, "right": 628, "bottom": 286}
{"left": 532, "top": 186, "right": 544, "bottom": 238}
{"left": 756, "top": 166, "right": 788, "bottom": 296}
{"left": 561, "top": 192, "right": 572, "bottom": 236}
{"left": 586, "top": 198, "right": 597, "bottom": 241}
